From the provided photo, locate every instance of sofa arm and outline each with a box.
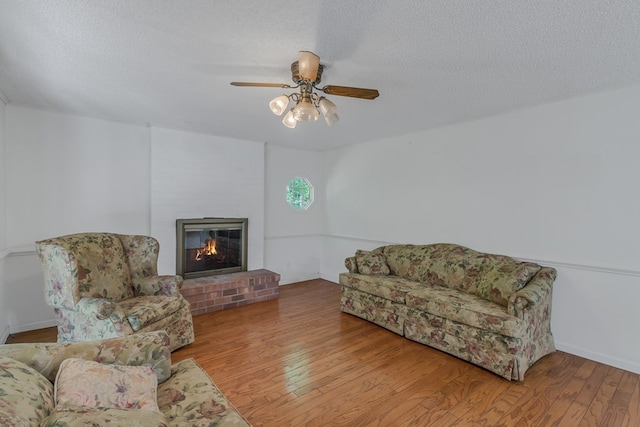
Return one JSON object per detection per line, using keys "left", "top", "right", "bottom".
{"left": 508, "top": 267, "right": 557, "bottom": 318}
{"left": 132, "top": 275, "right": 183, "bottom": 297}
{"left": 345, "top": 256, "right": 359, "bottom": 273}
{"left": 75, "top": 297, "right": 116, "bottom": 319}
{"left": 0, "top": 331, "right": 172, "bottom": 383}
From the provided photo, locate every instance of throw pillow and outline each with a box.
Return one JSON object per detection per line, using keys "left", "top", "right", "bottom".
{"left": 0, "top": 355, "right": 54, "bottom": 426}
{"left": 477, "top": 261, "right": 540, "bottom": 306}
{"left": 54, "top": 358, "right": 160, "bottom": 412}
{"left": 355, "top": 250, "right": 390, "bottom": 276}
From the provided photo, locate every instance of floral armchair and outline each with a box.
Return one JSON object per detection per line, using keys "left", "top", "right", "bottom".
{"left": 35, "top": 232, "right": 195, "bottom": 351}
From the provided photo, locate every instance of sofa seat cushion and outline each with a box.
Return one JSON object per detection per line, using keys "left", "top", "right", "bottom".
{"left": 158, "top": 359, "right": 251, "bottom": 426}
{"left": 0, "top": 355, "right": 55, "bottom": 426}
{"left": 339, "top": 273, "right": 425, "bottom": 304}
{"left": 120, "top": 295, "right": 187, "bottom": 332}
{"left": 341, "top": 286, "right": 408, "bottom": 335}
{"left": 406, "top": 286, "right": 526, "bottom": 338}
{"left": 403, "top": 313, "right": 522, "bottom": 378}
{"left": 41, "top": 404, "right": 169, "bottom": 427}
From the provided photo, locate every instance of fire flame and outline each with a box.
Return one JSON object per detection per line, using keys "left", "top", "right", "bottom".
{"left": 195, "top": 239, "right": 217, "bottom": 261}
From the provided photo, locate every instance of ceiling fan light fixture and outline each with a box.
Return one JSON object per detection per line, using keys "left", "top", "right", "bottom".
{"left": 292, "top": 98, "right": 319, "bottom": 122}
{"left": 282, "top": 109, "right": 297, "bottom": 128}
{"left": 324, "top": 112, "right": 339, "bottom": 126}
{"left": 269, "top": 95, "right": 290, "bottom": 116}
{"left": 298, "top": 51, "right": 320, "bottom": 82}
{"left": 318, "top": 97, "right": 337, "bottom": 117}
{"left": 230, "top": 51, "right": 379, "bottom": 129}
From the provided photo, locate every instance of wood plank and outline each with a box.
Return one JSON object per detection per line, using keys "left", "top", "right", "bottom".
{"left": 600, "top": 370, "right": 639, "bottom": 427}
{"left": 5, "top": 279, "right": 640, "bottom": 427}
{"left": 579, "top": 366, "right": 624, "bottom": 427}
{"left": 534, "top": 358, "right": 596, "bottom": 426}
{"left": 622, "top": 374, "right": 640, "bottom": 427}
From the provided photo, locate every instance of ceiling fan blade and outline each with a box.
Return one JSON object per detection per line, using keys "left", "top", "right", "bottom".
{"left": 230, "top": 82, "right": 294, "bottom": 88}
{"left": 321, "top": 85, "right": 380, "bottom": 100}
{"left": 298, "top": 51, "right": 320, "bottom": 82}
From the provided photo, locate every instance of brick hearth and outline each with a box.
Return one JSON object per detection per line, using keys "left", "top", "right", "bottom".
{"left": 180, "top": 269, "right": 280, "bottom": 316}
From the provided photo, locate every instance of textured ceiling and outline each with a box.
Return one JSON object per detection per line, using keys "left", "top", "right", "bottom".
{"left": 1, "top": 1, "right": 639, "bottom": 151}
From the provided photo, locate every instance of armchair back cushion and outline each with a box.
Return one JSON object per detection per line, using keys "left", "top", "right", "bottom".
{"left": 117, "top": 234, "right": 160, "bottom": 278}
{"left": 38, "top": 233, "right": 134, "bottom": 306}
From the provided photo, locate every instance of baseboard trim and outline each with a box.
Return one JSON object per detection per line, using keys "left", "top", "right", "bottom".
{"left": 320, "top": 273, "right": 339, "bottom": 284}
{"left": 0, "top": 325, "right": 9, "bottom": 344}
{"left": 554, "top": 341, "right": 639, "bottom": 375}
{"left": 8, "top": 319, "right": 57, "bottom": 335}
{"left": 279, "top": 272, "right": 321, "bottom": 285}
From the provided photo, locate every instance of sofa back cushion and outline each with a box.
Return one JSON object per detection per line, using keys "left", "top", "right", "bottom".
{"left": 0, "top": 355, "right": 55, "bottom": 426}
{"left": 382, "top": 244, "right": 482, "bottom": 289}
{"left": 381, "top": 244, "right": 540, "bottom": 307}
{"left": 0, "top": 331, "right": 173, "bottom": 384}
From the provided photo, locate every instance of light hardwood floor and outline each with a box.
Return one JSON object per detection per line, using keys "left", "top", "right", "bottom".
{"left": 6, "top": 279, "right": 640, "bottom": 426}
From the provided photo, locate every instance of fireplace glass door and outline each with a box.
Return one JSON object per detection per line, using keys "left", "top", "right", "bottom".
{"left": 176, "top": 218, "right": 248, "bottom": 279}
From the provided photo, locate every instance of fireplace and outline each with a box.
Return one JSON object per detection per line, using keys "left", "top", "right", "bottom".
{"left": 176, "top": 218, "right": 248, "bottom": 279}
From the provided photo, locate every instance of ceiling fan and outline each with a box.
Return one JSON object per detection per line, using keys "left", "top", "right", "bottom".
{"left": 230, "top": 51, "right": 379, "bottom": 128}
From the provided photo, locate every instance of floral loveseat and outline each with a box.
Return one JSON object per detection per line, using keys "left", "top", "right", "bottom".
{"left": 0, "top": 331, "right": 251, "bottom": 426}
{"left": 340, "top": 244, "right": 557, "bottom": 380}
{"left": 35, "top": 232, "right": 195, "bottom": 351}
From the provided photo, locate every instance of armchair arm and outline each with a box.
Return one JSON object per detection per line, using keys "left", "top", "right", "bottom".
{"left": 132, "top": 275, "right": 183, "bottom": 297}
{"left": 75, "top": 297, "right": 116, "bottom": 320}
{"left": 508, "top": 267, "right": 557, "bottom": 318}
{"left": 0, "top": 331, "right": 172, "bottom": 383}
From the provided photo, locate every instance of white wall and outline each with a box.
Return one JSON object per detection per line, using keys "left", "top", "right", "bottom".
{"left": 6, "top": 107, "right": 151, "bottom": 247}
{"left": 3, "top": 106, "right": 152, "bottom": 333}
{"left": 264, "top": 144, "right": 323, "bottom": 284}
{"left": 1, "top": 107, "right": 267, "bottom": 334}
{"left": 0, "top": 99, "right": 8, "bottom": 342}
{"left": 321, "top": 84, "right": 640, "bottom": 374}
{"left": 150, "top": 127, "right": 265, "bottom": 275}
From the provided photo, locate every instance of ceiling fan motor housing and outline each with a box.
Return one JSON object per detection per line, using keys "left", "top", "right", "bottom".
{"left": 291, "top": 61, "right": 324, "bottom": 85}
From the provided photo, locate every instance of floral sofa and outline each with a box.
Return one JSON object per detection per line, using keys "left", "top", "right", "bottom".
{"left": 0, "top": 331, "right": 251, "bottom": 426}
{"left": 35, "top": 232, "right": 195, "bottom": 351}
{"left": 339, "top": 244, "right": 557, "bottom": 380}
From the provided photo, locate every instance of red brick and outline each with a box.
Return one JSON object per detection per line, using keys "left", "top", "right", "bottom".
{"left": 183, "top": 270, "right": 279, "bottom": 316}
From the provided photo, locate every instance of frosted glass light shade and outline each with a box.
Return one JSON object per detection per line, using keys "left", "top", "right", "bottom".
{"left": 269, "top": 95, "right": 290, "bottom": 116}
{"left": 282, "top": 109, "right": 297, "bottom": 128}
{"left": 318, "top": 97, "right": 337, "bottom": 117}
{"left": 324, "top": 112, "right": 339, "bottom": 126}
{"left": 292, "top": 99, "right": 319, "bottom": 122}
